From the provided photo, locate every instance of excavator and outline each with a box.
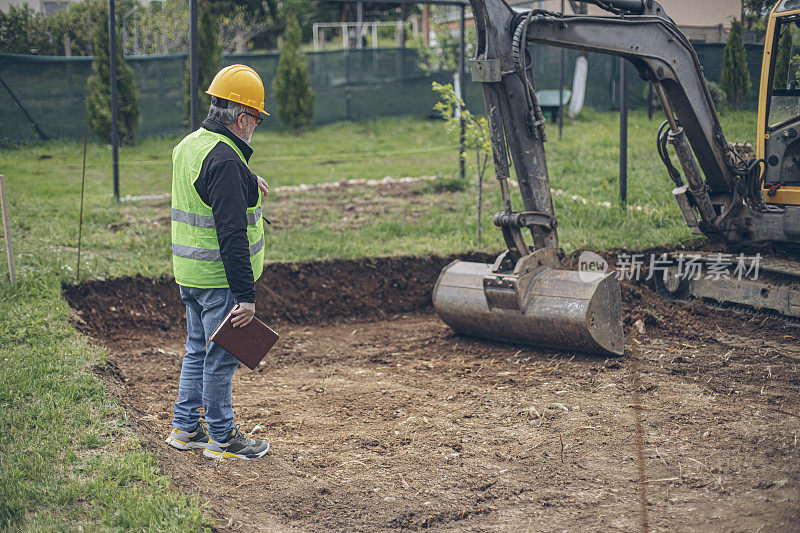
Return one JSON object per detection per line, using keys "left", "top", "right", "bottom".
{"left": 432, "top": 0, "right": 800, "bottom": 356}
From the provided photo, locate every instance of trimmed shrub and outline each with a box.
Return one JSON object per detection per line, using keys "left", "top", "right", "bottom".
{"left": 721, "top": 19, "right": 752, "bottom": 109}
{"left": 85, "top": 2, "right": 139, "bottom": 144}
{"left": 774, "top": 29, "right": 793, "bottom": 89}
{"left": 273, "top": 14, "right": 315, "bottom": 132}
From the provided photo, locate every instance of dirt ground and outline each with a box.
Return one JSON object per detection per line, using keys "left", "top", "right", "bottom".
{"left": 61, "top": 173, "right": 799, "bottom": 531}
{"left": 64, "top": 249, "right": 800, "bottom": 532}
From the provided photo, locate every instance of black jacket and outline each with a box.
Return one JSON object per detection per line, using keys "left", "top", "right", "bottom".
{"left": 194, "top": 119, "right": 261, "bottom": 303}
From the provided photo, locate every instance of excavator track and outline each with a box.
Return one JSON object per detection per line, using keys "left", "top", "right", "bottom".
{"left": 698, "top": 300, "right": 800, "bottom": 328}
{"left": 653, "top": 251, "right": 800, "bottom": 325}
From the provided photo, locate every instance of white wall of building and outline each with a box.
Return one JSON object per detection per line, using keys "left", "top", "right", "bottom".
{"left": 519, "top": 0, "right": 741, "bottom": 28}
{"left": 0, "top": 0, "right": 80, "bottom": 15}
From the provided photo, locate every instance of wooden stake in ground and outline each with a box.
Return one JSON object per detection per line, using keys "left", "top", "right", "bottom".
{"left": 0, "top": 175, "right": 16, "bottom": 284}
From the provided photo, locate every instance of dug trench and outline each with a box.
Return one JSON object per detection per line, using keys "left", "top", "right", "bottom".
{"left": 64, "top": 252, "right": 800, "bottom": 532}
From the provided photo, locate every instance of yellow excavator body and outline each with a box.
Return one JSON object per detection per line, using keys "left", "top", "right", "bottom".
{"left": 758, "top": 2, "right": 800, "bottom": 206}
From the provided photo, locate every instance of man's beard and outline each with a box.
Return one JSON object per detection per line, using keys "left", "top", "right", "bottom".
{"left": 234, "top": 128, "right": 252, "bottom": 144}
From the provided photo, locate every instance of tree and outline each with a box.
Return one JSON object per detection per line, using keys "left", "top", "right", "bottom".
{"left": 185, "top": 1, "right": 223, "bottom": 125}
{"left": 212, "top": 0, "right": 279, "bottom": 51}
{"left": 790, "top": 54, "right": 800, "bottom": 85}
{"left": 86, "top": 2, "right": 140, "bottom": 144}
{"left": 46, "top": 0, "right": 102, "bottom": 56}
{"left": 135, "top": 0, "right": 189, "bottom": 55}
{"left": 433, "top": 82, "right": 491, "bottom": 245}
{"left": 272, "top": 14, "right": 315, "bottom": 132}
{"left": 743, "top": 0, "right": 779, "bottom": 14}
{"left": 409, "top": 11, "right": 475, "bottom": 74}
{"left": 774, "top": 28, "right": 793, "bottom": 89}
{"left": 0, "top": 5, "right": 49, "bottom": 54}
{"left": 217, "top": 6, "right": 273, "bottom": 53}
{"left": 0, "top": 0, "right": 133, "bottom": 56}
{"left": 721, "top": 18, "right": 752, "bottom": 109}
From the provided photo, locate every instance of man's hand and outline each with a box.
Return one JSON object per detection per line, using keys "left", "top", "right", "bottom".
{"left": 256, "top": 175, "right": 269, "bottom": 197}
{"left": 230, "top": 302, "right": 255, "bottom": 328}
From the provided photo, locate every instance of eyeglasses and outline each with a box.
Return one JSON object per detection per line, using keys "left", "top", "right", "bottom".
{"left": 240, "top": 111, "right": 263, "bottom": 126}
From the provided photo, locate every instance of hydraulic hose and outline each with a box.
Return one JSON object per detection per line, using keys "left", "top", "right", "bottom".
{"left": 512, "top": 11, "right": 547, "bottom": 141}
{"left": 657, "top": 119, "right": 684, "bottom": 187}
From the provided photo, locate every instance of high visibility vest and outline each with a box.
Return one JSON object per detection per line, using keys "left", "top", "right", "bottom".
{"left": 171, "top": 128, "right": 264, "bottom": 288}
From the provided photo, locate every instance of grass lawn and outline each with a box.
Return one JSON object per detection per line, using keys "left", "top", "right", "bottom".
{"left": 0, "top": 109, "right": 757, "bottom": 529}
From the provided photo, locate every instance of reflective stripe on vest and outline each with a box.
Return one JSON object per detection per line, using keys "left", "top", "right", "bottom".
{"left": 171, "top": 236, "right": 264, "bottom": 262}
{"left": 171, "top": 206, "right": 262, "bottom": 228}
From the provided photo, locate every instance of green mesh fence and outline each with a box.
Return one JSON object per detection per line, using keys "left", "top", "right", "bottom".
{"left": 0, "top": 52, "right": 187, "bottom": 144}
{"left": 0, "top": 42, "right": 765, "bottom": 145}
{"left": 224, "top": 49, "right": 454, "bottom": 124}
{"left": 526, "top": 42, "right": 764, "bottom": 112}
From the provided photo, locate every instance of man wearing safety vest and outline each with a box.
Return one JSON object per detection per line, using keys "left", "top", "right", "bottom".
{"left": 165, "top": 65, "right": 271, "bottom": 460}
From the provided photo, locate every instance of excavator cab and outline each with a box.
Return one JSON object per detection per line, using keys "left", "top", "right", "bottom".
{"left": 759, "top": 1, "right": 800, "bottom": 207}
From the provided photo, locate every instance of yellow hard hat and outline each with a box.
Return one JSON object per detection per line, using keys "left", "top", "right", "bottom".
{"left": 206, "top": 64, "right": 269, "bottom": 115}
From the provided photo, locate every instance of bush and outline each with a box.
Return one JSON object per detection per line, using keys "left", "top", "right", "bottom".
{"left": 273, "top": 14, "right": 315, "bottom": 132}
{"left": 408, "top": 18, "right": 475, "bottom": 74}
{"left": 85, "top": 2, "right": 139, "bottom": 145}
{"left": 706, "top": 80, "right": 728, "bottom": 109}
{"left": 642, "top": 79, "right": 726, "bottom": 113}
{"left": 0, "top": 5, "right": 48, "bottom": 54}
{"left": 774, "top": 29, "right": 793, "bottom": 89}
{"left": 790, "top": 54, "right": 800, "bottom": 85}
{"left": 0, "top": 0, "right": 115, "bottom": 56}
{"left": 721, "top": 18, "right": 752, "bottom": 109}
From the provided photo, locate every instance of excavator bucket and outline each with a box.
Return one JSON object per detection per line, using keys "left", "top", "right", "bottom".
{"left": 437, "top": 0, "right": 629, "bottom": 356}
{"left": 433, "top": 250, "right": 624, "bottom": 356}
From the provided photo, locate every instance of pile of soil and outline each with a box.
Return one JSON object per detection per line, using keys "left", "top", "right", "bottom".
{"left": 65, "top": 247, "right": 785, "bottom": 343}
{"left": 63, "top": 252, "right": 493, "bottom": 336}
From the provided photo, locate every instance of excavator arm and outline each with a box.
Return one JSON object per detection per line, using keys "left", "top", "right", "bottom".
{"left": 469, "top": 0, "right": 757, "bottom": 243}
{"left": 470, "top": 0, "right": 800, "bottom": 244}
{"left": 433, "top": 0, "right": 800, "bottom": 356}
{"left": 523, "top": 6, "right": 736, "bottom": 193}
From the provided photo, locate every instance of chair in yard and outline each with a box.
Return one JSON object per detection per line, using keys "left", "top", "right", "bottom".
{"left": 536, "top": 89, "right": 572, "bottom": 122}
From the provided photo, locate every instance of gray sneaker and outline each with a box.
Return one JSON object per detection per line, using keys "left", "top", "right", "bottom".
{"left": 165, "top": 424, "right": 209, "bottom": 450}
{"left": 203, "top": 426, "right": 270, "bottom": 460}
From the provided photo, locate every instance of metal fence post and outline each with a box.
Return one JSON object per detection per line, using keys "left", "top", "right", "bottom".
{"left": 109, "top": 0, "right": 120, "bottom": 201}
{"left": 190, "top": 0, "right": 199, "bottom": 131}
{"left": 558, "top": 0, "right": 565, "bottom": 139}
{"left": 459, "top": 4, "right": 466, "bottom": 181}
{"left": 619, "top": 57, "right": 628, "bottom": 208}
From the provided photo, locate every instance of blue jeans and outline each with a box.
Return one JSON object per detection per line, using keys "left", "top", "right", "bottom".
{"left": 171, "top": 285, "right": 240, "bottom": 442}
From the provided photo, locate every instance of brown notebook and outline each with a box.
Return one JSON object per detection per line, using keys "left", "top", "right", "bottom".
{"left": 208, "top": 307, "right": 279, "bottom": 370}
